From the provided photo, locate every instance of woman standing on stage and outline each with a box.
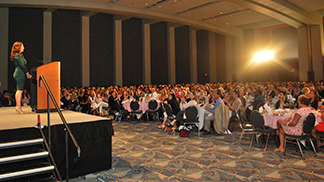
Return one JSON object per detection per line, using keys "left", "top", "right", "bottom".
{"left": 11, "top": 41, "right": 32, "bottom": 113}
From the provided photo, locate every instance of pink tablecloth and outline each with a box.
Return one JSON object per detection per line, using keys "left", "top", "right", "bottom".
{"left": 262, "top": 113, "right": 323, "bottom": 129}
{"left": 123, "top": 102, "right": 160, "bottom": 113}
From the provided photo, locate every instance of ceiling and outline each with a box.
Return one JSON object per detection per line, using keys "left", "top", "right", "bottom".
{"left": 1, "top": 0, "right": 324, "bottom": 37}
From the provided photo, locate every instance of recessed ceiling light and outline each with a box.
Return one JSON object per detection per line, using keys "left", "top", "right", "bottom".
{"left": 226, "top": 23, "right": 229, "bottom": 25}
{"left": 220, "top": 12, "right": 223, "bottom": 14}
{"left": 174, "top": 0, "right": 177, "bottom": 2}
{"left": 145, "top": 3, "right": 148, "bottom": 6}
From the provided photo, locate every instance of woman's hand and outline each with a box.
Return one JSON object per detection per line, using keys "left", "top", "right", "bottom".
{"left": 26, "top": 72, "right": 32, "bottom": 79}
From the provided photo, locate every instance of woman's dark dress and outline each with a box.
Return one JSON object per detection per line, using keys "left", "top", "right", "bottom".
{"left": 13, "top": 53, "right": 28, "bottom": 90}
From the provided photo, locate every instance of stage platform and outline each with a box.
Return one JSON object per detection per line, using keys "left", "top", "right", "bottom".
{"left": 0, "top": 106, "right": 107, "bottom": 130}
{"left": 0, "top": 106, "right": 114, "bottom": 179}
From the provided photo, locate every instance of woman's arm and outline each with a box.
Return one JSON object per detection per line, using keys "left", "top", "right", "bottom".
{"left": 16, "top": 54, "right": 28, "bottom": 74}
{"left": 227, "top": 99, "right": 240, "bottom": 111}
{"left": 286, "top": 113, "right": 301, "bottom": 126}
{"left": 182, "top": 100, "right": 197, "bottom": 110}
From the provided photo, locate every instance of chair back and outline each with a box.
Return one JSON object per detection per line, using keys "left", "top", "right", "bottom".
{"left": 164, "top": 104, "right": 173, "bottom": 117}
{"left": 185, "top": 106, "right": 198, "bottom": 123}
{"left": 303, "top": 113, "right": 315, "bottom": 134}
{"left": 251, "top": 110, "right": 264, "bottom": 129}
{"left": 252, "top": 99, "right": 264, "bottom": 111}
{"left": 130, "top": 101, "right": 140, "bottom": 111}
{"left": 148, "top": 100, "right": 158, "bottom": 110}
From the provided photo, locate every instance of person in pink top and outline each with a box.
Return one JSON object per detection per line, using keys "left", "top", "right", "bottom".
{"left": 275, "top": 95, "right": 312, "bottom": 153}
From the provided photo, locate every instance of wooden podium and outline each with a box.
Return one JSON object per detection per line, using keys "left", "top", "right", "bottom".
{"left": 36, "top": 62, "right": 61, "bottom": 112}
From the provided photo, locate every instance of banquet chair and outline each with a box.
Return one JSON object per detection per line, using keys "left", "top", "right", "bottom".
{"left": 238, "top": 109, "right": 253, "bottom": 144}
{"left": 164, "top": 104, "right": 176, "bottom": 135}
{"left": 183, "top": 106, "right": 200, "bottom": 137}
{"left": 129, "top": 101, "right": 142, "bottom": 121}
{"left": 249, "top": 110, "right": 272, "bottom": 151}
{"left": 146, "top": 100, "right": 159, "bottom": 122}
{"left": 252, "top": 99, "right": 264, "bottom": 111}
{"left": 284, "top": 113, "right": 317, "bottom": 159}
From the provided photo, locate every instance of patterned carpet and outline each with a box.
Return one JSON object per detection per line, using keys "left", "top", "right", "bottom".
{"left": 70, "top": 120, "right": 324, "bottom": 182}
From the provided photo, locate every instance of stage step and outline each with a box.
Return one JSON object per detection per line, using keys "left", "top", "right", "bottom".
{"left": 0, "top": 138, "right": 43, "bottom": 150}
{"left": 0, "top": 151, "right": 49, "bottom": 164}
{"left": 0, "top": 138, "right": 59, "bottom": 182}
{"left": 0, "top": 165, "right": 54, "bottom": 181}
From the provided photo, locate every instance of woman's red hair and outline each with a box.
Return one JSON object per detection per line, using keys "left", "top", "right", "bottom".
{"left": 10, "top": 41, "right": 23, "bottom": 61}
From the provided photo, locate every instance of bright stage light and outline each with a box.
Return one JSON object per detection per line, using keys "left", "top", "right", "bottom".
{"left": 252, "top": 51, "right": 274, "bottom": 63}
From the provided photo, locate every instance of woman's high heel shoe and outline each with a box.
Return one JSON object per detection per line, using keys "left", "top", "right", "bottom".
{"left": 15, "top": 107, "right": 26, "bottom": 114}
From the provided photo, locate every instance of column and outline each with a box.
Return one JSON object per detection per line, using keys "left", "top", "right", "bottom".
{"left": 225, "top": 36, "right": 235, "bottom": 82}
{"left": 167, "top": 23, "right": 176, "bottom": 84}
{"left": 208, "top": 32, "right": 217, "bottom": 83}
{"left": 114, "top": 16, "right": 130, "bottom": 86}
{"left": 0, "top": 8, "right": 9, "bottom": 91}
{"left": 142, "top": 23, "right": 151, "bottom": 85}
{"left": 43, "top": 9, "right": 55, "bottom": 64}
{"left": 81, "top": 12, "right": 98, "bottom": 87}
{"left": 310, "top": 25, "right": 323, "bottom": 81}
{"left": 189, "top": 27, "right": 198, "bottom": 83}
{"left": 297, "top": 25, "right": 323, "bottom": 82}
{"left": 81, "top": 15, "right": 90, "bottom": 87}
{"left": 234, "top": 37, "right": 243, "bottom": 82}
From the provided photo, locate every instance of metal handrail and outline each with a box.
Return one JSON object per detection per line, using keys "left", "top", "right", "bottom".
{"left": 39, "top": 75, "right": 81, "bottom": 161}
{"left": 37, "top": 126, "right": 62, "bottom": 182}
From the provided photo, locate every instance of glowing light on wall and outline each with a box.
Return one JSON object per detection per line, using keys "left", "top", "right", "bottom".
{"left": 252, "top": 51, "right": 274, "bottom": 63}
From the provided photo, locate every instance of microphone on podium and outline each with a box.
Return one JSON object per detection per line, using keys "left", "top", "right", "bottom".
{"left": 30, "top": 55, "right": 47, "bottom": 64}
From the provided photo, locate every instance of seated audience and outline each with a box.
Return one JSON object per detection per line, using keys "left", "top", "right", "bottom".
{"left": 167, "top": 91, "right": 198, "bottom": 129}
{"left": 311, "top": 102, "right": 324, "bottom": 148}
{"left": 275, "top": 95, "right": 312, "bottom": 153}
{"left": 275, "top": 90, "right": 288, "bottom": 109}
{"left": 203, "top": 89, "right": 225, "bottom": 135}
{"left": 78, "top": 90, "right": 89, "bottom": 113}
{"left": 21, "top": 89, "right": 30, "bottom": 106}
{"left": 309, "top": 89, "right": 319, "bottom": 110}
{"left": 88, "top": 90, "right": 103, "bottom": 116}
{"left": 224, "top": 89, "right": 242, "bottom": 118}
{"left": 60, "top": 89, "right": 71, "bottom": 109}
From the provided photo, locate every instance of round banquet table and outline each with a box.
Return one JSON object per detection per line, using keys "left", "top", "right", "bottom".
{"left": 262, "top": 112, "right": 323, "bottom": 129}
{"left": 123, "top": 102, "right": 160, "bottom": 113}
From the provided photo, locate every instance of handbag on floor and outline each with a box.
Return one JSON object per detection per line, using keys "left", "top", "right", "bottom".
{"left": 180, "top": 129, "right": 189, "bottom": 137}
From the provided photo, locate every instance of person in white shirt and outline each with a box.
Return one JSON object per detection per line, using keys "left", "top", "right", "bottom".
{"left": 151, "top": 87, "right": 159, "bottom": 100}
{"left": 167, "top": 91, "right": 198, "bottom": 128}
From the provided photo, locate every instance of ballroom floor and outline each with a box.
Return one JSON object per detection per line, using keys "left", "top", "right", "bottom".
{"left": 69, "top": 119, "right": 324, "bottom": 182}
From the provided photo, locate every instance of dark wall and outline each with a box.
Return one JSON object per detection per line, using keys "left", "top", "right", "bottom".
{"left": 52, "top": 9, "right": 82, "bottom": 87}
{"left": 175, "top": 26, "right": 190, "bottom": 84}
{"left": 122, "top": 18, "right": 143, "bottom": 86}
{"left": 197, "top": 30, "right": 210, "bottom": 84}
{"left": 8, "top": 7, "right": 44, "bottom": 91}
{"left": 151, "top": 22, "right": 168, "bottom": 84}
{"left": 215, "top": 34, "right": 226, "bottom": 83}
{"left": 90, "top": 13, "right": 114, "bottom": 87}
